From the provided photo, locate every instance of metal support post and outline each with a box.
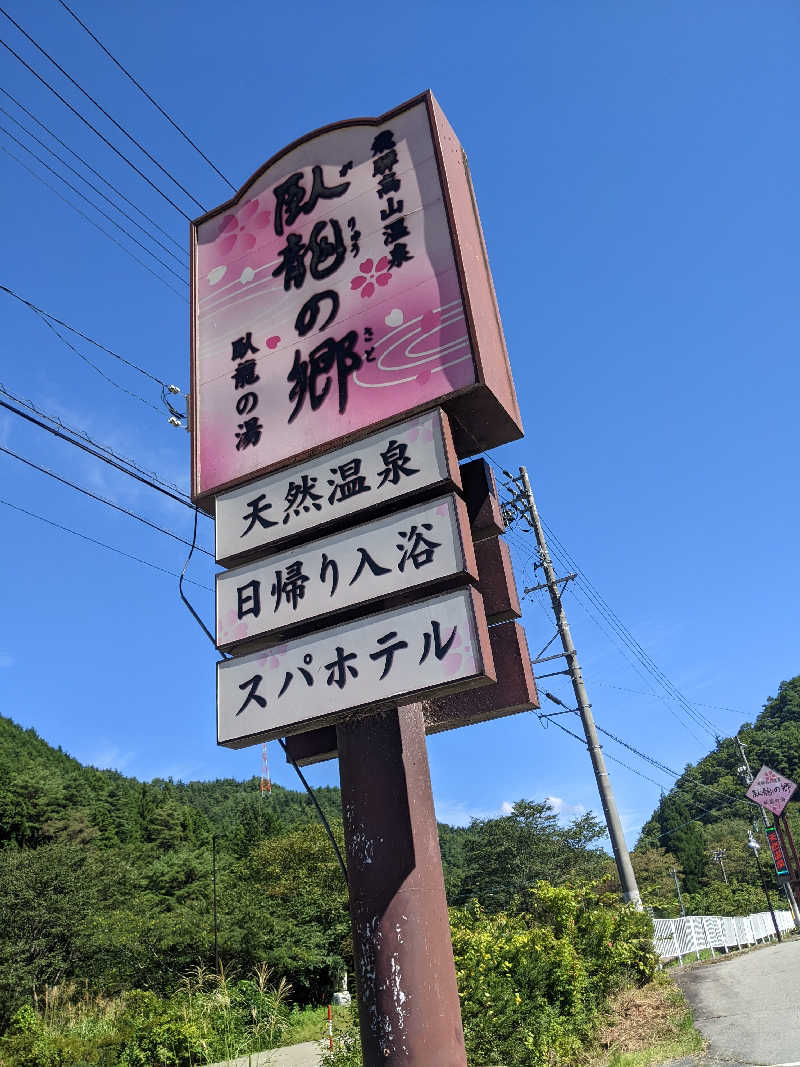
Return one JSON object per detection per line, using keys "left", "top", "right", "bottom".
{"left": 748, "top": 831, "right": 781, "bottom": 943}
{"left": 337, "top": 704, "right": 467, "bottom": 1066}
{"left": 511, "top": 467, "right": 642, "bottom": 908}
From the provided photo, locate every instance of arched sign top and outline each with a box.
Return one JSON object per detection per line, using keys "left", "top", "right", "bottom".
{"left": 190, "top": 91, "right": 521, "bottom": 509}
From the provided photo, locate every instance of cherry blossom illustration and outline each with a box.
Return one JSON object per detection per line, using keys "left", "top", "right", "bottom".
{"left": 350, "top": 257, "right": 392, "bottom": 299}
{"left": 205, "top": 199, "right": 272, "bottom": 286}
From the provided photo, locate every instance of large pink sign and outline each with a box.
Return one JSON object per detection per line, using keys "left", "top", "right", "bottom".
{"left": 191, "top": 92, "right": 521, "bottom": 507}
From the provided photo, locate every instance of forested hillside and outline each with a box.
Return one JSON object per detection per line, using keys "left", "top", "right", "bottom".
{"left": 630, "top": 675, "right": 800, "bottom": 910}
{"left": 0, "top": 678, "right": 796, "bottom": 1063}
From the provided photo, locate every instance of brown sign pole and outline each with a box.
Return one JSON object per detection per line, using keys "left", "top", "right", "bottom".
{"left": 337, "top": 703, "right": 467, "bottom": 1066}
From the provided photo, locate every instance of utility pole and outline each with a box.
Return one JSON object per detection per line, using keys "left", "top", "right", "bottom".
{"left": 212, "top": 833, "right": 219, "bottom": 974}
{"left": 712, "top": 848, "right": 729, "bottom": 884}
{"left": 672, "top": 867, "right": 686, "bottom": 916}
{"left": 507, "top": 467, "right": 642, "bottom": 908}
{"left": 736, "top": 736, "right": 800, "bottom": 928}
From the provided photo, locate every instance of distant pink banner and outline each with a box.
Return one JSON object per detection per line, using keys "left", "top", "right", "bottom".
{"left": 192, "top": 98, "right": 476, "bottom": 499}
{"left": 746, "top": 765, "right": 797, "bottom": 816}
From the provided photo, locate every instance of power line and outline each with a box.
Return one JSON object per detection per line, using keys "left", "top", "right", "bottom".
{"left": 0, "top": 120, "right": 188, "bottom": 282}
{"left": 591, "top": 679, "right": 747, "bottom": 717}
{"left": 454, "top": 423, "right": 720, "bottom": 744}
{"left": 0, "top": 443, "right": 213, "bottom": 556}
{"left": 535, "top": 710, "right": 741, "bottom": 838}
{"left": 0, "top": 495, "right": 211, "bottom": 589}
{"left": 541, "top": 517, "right": 721, "bottom": 738}
{"left": 33, "top": 310, "right": 166, "bottom": 416}
{"left": 515, "top": 527, "right": 709, "bottom": 745}
{"left": 593, "top": 722, "right": 679, "bottom": 778}
{"left": 176, "top": 511, "right": 349, "bottom": 885}
{"left": 0, "top": 7, "right": 205, "bottom": 212}
{"left": 0, "top": 102, "right": 187, "bottom": 267}
{"left": 554, "top": 581, "right": 707, "bottom": 745}
{"left": 0, "top": 284, "right": 177, "bottom": 388}
{"left": 536, "top": 524, "right": 715, "bottom": 739}
{"left": 0, "top": 142, "right": 187, "bottom": 299}
{"left": 542, "top": 683, "right": 748, "bottom": 814}
{"left": 0, "top": 396, "right": 199, "bottom": 513}
{"left": 0, "top": 383, "right": 189, "bottom": 499}
{"left": 0, "top": 83, "right": 184, "bottom": 252}
{"left": 56, "top": 0, "right": 235, "bottom": 192}
{"left": 493, "top": 458, "right": 720, "bottom": 743}
{"left": 0, "top": 31, "right": 194, "bottom": 220}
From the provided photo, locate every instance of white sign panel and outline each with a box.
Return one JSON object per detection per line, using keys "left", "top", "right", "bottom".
{"left": 214, "top": 408, "right": 459, "bottom": 566}
{"left": 216, "top": 494, "right": 475, "bottom": 651}
{"left": 217, "top": 586, "right": 493, "bottom": 747}
{"left": 746, "top": 765, "right": 798, "bottom": 817}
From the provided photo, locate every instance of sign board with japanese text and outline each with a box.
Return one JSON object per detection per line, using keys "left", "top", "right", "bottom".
{"left": 765, "top": 826, "right": 790, "bottom": 876}
{"left": 284, "top": 618, "right": 538, "bottom": 767}
{"left": 217, "top": 586, "right": 494, "bottom": 747}
{"left": 215, "top": 408, "right": 460, "bottom": 566}
{"left": 216, "top": 493, "right": 477, "bottom": 651}
{"left": 191, "top": 91, "right": 522, "bottom": 510}
{"left": 746, "top": 765, "right": 798, "bottom": 817}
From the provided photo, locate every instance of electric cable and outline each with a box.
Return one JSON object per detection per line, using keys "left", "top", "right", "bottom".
{"left": 0, "top": 120, "right": 188, "bottom": 281}
{"left": 538, "top": 698, "right": 751, "bottom": 833}
{"left": 0, "top": 384, "right": 190, "bottom": 499}
{"left": 542, "top": 516, "right": 721, "bottom": 737}
{"left": 0, "top": 103, "right": 187, "bottom": 267}
{"left": 0, "top": 396, "right": 199, "bottom": 512}
{"left": 0, "top": 83, "right": 184, "bottom": 252}
{"left": 0, "top": 31, "right": 194, "bottom": 220}
{"left": 592, "top": 723, "right": 679, "bottom": 778}
{"left": 0, "top": 495, "right": 211, "bottom": 589}
{"left": 0, "top": 284, "right": 179, "bottom": 388}
{"left": 0, "top": 443, "right": 213, "bottom": 556}
{"left": 0, "top": 142, "right": 187, "bottom": 299}
{"left": 541, "top": 677, "right": 748, "bottom": 812}
{"left": 591, "top": 680, "right": 746, "bottom": 717}
{"left": 34, "top": 311, "right": 167, "bottom": 416}
{"left": 447, "top": 413, "right": 717, "bottom": 748}
{"left": 56, "top": 0, "right": 236, "bottom": 192}
{"left": 487, "top": 448, "right": 722, "bottom": 742}
{"left": 0, "top": 7, "right": 205, "bottom": 212}
{"left": 178, "top": 510, "right": 349, "bottom": 885}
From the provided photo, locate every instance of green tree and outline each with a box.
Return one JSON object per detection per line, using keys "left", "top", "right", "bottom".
{"left": 224, "top": 821, "right": 351, "bottom": 1003}
{"left": 458, "top": 800, "right": 608, "bottom": 910}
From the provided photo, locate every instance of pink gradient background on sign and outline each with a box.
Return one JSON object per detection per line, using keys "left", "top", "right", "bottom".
{"left": 193, "top": 100, "right": 476, "bottom": 497}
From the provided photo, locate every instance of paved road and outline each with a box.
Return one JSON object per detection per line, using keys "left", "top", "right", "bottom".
{"left": 206, "top": 1040, "right": 325, "bottom": 1067}
{"left": 671, "top": 938, "right": 800, "bottom": 1065}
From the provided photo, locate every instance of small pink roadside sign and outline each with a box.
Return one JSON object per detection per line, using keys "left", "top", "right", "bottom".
{"left": 746, "top": 764, "right": 797, "bottom": 817}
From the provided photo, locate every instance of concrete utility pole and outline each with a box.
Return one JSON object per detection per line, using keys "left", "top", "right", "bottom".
{"left": 736, "top": 736, "right": 800, "bottom": 928}
{"left": 672, "top": 867, "right": 686, "bottom": 916}
{"left": 508, "top": 467, "right": 642, "bottom": 909}
{"left": 712, "top": 848, "right": 729, "bottom": 884}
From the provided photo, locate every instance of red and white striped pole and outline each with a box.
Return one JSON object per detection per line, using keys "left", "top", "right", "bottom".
{"left": 327, "top": 1004, "right": 333, "bottom": 1050}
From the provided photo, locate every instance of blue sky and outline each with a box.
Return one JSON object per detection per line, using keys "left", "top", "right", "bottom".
{"left": 0, "top": 0, "right": 797, "bottom": 848}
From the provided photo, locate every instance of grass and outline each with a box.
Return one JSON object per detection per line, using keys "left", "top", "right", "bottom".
{"left": 585, "top": 973, "right": 704, "bottom": 1066}
{"left": 283, "top": 1004, "right": 353, "bottom": 1046}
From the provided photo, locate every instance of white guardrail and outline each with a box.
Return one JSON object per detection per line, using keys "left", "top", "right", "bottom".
{"left": 653, "top": 910, "right": 796, "bottom": 964}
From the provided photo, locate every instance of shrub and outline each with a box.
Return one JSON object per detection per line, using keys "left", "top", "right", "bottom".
{"left": 451, "top": 883, "right": 656, "bottom": 1066}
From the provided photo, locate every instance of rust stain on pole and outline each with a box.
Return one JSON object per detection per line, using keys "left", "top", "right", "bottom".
{"left": 337, "top": 703, "right": 467, "bottom": 1066}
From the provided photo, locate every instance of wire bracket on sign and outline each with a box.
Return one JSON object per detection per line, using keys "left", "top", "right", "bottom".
{"left": 162, "top": 383, "right": 186, "bottom": 423}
